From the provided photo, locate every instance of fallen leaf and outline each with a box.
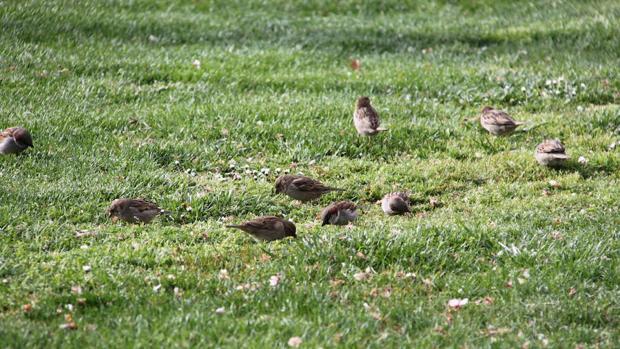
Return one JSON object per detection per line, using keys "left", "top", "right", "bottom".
{"left": 59, "top": 322, "right": 78, "bottom": 330}
{"left": 482, "top": 326, "right": 511, "bottom": 336}
{"left": 259, "top": 253, "right": 272, "bottom": 262}
{"left": 356, "top": 251, "right": 367, "bottom": 260}
{"left": 447, "top": 298, "right": 468, "bottom": 309}
{"left": 568, "top": 287, "right": 577, "bottom": 297}
{"left": 218, "top": 269, "right": 230, "bottom": 280}
{"left": 269, "top": 275, "right": 281, "bottom": 287}
{"left": 350, "top": 59, "right": 361, "bottom": 71}
{"left": 330, "top": 279, "right": 345, "bottom": 287}
{"left": 288, "top": 336, "right": 303, "bottom": 347}
{"left": 522, "top": 269, "right": 530, "bottom": 279}
{"left": 22, "top": 304, "right": 32, "bottom": 313}
{"left": 363, "top": 303, "right": 382, "bottom": 320}
{"left": 354, "top": 272, "right": 370, "bottom": 281}
{"left": 550, "top": 231, "right": 564, "bottom": 240}
{"left": 75, "top": 230, "right": 97, "bottom": 238}
{"left": 429, "top": 197, "right": 439, "bottom": 208}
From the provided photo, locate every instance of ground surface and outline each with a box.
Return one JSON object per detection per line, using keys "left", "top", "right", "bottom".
{"left": 1, "top": 0, "right": 619, "bottom": 347}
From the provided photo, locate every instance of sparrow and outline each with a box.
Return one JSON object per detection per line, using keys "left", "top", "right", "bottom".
{"left": 275, "top": 175, "right": 344, "bottom": 202}
{"left": 107, "top": 198, "right": 165, "bottom": 224}
{"left": 226, "top": 216, "right": 297, "bottom": 241}
{"left": 353, "top": 96, "right": 387, "bottom": 136}
{"left": 0, "top": 127, "right": 33, "bottom": 155}
{"left": 535, "top": 139, "right": 569, "bottom": 168}
{"left": 381, "top": 192, "right": 411, "bottom": 215}
{"left": 321, "top": 201, "right": 358, "bottom": 226}
{"left": 479, "top": 107, "right": 524, "bottom": 136}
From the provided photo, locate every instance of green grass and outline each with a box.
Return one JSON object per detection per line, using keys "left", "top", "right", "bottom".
{"left": 1, "top": 0, "right": 619, "bottom": 347}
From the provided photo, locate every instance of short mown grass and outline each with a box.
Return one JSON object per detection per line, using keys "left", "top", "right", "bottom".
{"left": 1, "top": 0, "right": 619, "bottom": 347}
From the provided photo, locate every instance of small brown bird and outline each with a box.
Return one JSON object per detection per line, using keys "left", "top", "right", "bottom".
{"left": 226, "top": 216, "right": 297, "bottom": 241}
{"left": 535, "top": 139, "right": 569, "bottom": 168}
{"left": 321, "top": 201, "right": 358, "bottom": 226}
{"left": 107, "top": 199, "right": 165, "bottom": 224}
{"left": 381, "top": 192, "right": 411, "bottom": 215}
{"left": 275, "top": 175, "right": 344, "bottom": 202}
{"left": 0, "top": 127, "right": 33, "bottom": 155}
{"left": 479, "top": 107, "right": 524, "bottom": 136}
{"left": 353, "top": 96, "right": 387, "bottom": 136}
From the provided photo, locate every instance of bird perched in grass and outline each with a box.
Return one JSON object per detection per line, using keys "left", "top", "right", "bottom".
{"left": 353, "top": 96, "right": 387, "bottom": 136}
{"left": 0, "top": 127, "right": 33, "bottom": 155}
{"left": 226, "top": 216, "right": 296, "bottom": 241}
{"left": 535, "top": 139, "right": 569, "bottom": 168}
{"left": 479, "top": 107, "right": 524, "bottom": 136}
{"left": 107, "top": 198, "right": 166, "bottom": 224}
{"left": 381, "top": 192, "right": 411, "bottom": 215}
{"left": 275, "top": 175, "right": 344, "bottom": 202}
{"left": 321, "top": 201, "right": 358, "bottom": 226}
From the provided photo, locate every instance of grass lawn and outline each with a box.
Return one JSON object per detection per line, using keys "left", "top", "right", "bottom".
{"left": 1, "top": 0, "right": 619, "bottom": 347}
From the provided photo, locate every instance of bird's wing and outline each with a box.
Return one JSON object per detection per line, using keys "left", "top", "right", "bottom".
{"left": 245, "top": 216, "right": 285, "bottom": 234}
{"left": 334, "top": 201, "right": 356, "bottom": 211}
{"left": 357, "top": 107, "right": 381, "bottom": 129}
{"left": 539, "top": 140, "right": 566, "bottom": 154}
{"left": 291, "top": 177, "right": 329, "bottom": 192}
{"left": 131, "top": 199, "right": 161, "bottom": 212}
{"left": 483, "top": 110, "right": 516, "bottom": 126}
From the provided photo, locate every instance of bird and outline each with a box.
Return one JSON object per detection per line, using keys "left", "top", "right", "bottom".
{"left": 381, "top": 192, "right": 411, "bottom": 215}
{"left": 275, "top": 175, "right": 344, "bottom": 202}
{"left": 226, "top": 216, "right": 297, "bottom": 241}
{"left": 353, "top": 96, "right": 387, "bottom": 136}
{"left": 535, "top": 139, "right": 569, "bottom": 168}
{"left": 0, "top": 127, "right": 33, "bottom": 155}
{"left": 107, "top": 198, "right": 166, "bottom": 224}
{"left": 479, "top": 107, "right": 524, "bottom": 136}
{"left": 321, "top": 201, "right": 358, "bottom": 226}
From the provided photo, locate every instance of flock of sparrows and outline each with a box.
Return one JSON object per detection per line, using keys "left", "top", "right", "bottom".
{"left": 2, "top": 97, "right": 571, "bottom": 242}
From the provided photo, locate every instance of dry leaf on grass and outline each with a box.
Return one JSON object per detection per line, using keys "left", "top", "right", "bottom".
{"left": 448, "top": 298, "right": 468, "bottom": 309}
{"left": 218, "top": 269, "right": 230, "bottom": 280}
{"left": 350, "top": 59, "right": 361, "bottom": 71}
{"left": 22, "top": 304, "right": 32, "bottom": 313}
{"left": 475, "top": 296, "right": 494, "bottom": 305}
{"left": 568, "top": 287, "right": 577, "bottom": 297}
{"left": 363, "top": 303, "right": 382, "bottom": 320}
{"left": 75, "top": 230, "right": 97, "bottom": 238}
{"left": 269, "top": 274, "right": 281, "bottom": 287}
{"left": 482, "top": 326, "right": 511, "bottom": 336}
{"left": 288, "top": 336, "right": 303, "bottom": 347}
